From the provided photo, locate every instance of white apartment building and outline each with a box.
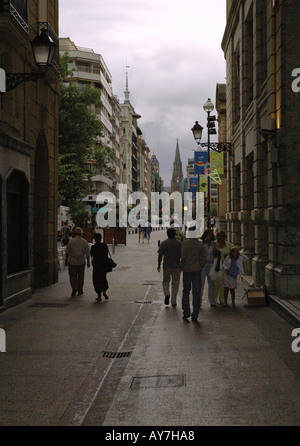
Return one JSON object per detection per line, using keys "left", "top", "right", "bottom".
{"left": 59, "top": 38, "right": 118, "bottom": 215}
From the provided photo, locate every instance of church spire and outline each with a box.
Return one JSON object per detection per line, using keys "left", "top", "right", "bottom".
{"left": 174, "top": 138, "right": 181, "bottom": 164}
{"left": 124, "top": 64, "right": 130, "bottom": 103}
{"left": 171, "top": 139, "right": 183, "bottom": 194}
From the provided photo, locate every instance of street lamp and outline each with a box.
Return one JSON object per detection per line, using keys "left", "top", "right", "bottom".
{"left": 192, "top": 98, "right": 233, "bottom": 218}
{"left": 203, "top": 98, "right": 214, "bottom": 114}
{"left": 31, "top": 27, "right": 57, "bottom": 67}
{"left": 203, "top": 98, "right": 215, "bottom": 215}
{"left": 191, "top": 121, "right": 203, "bottom": 145}
{"left": 2, "top": 25, "right": 57, "bottom": 92}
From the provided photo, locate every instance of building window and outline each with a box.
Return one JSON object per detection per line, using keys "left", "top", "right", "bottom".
{"left": 76, "top": 62, "right": 91, "bottom": 73}
{"left": 232, "top": 49, "right": 241, "bottom": 125}
{"left": 6, "top": 170, "right": 29, "bottom": 274}
{"left": 245, "top": 153, "right": 254, "bottom": 210}
{"left": 258, "top": 3, "right": 267, "bottom": 85}
{"left": 233, "top": 164, "right": 241, "bottom": 212}
{"left": 77, "top": 80, "right": 90, "bottom": 90}
{"left": 245, "top": 6, "right": 254, "bottom": 104}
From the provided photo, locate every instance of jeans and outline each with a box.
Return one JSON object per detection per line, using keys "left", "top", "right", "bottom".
{"left": 200, "top": 262, "right": 215, "bottom": 305}
{"left": 182, "top": 271, "right": 202, "bottom": 318}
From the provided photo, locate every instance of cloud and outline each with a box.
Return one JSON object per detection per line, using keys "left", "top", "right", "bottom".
{"left": 59, "top": 0, "right": 226, "bottom": 187}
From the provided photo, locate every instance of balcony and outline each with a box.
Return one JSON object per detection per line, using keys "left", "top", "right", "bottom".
{"left": 5, "top": 0, "right": 28, "bottom": 33}
{"left": 0, "top": 0, "right": 29, "bottom": 46}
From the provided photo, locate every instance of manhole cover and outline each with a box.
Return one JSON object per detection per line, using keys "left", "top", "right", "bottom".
{"left": 131, "top": 375, "right": 186, "bottom": 389}
{"left": 101, "top": 351, "right": 132, "bottom": 359}
{"left": 29, "top": 303, "right": 70, "bottom": 308}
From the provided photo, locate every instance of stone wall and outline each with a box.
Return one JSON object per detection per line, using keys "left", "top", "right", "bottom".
{"left": 0, "top": 0, "right": 59, "bottom": 308}
{"left": 222, "top": 0, "right": 300, "bottom": 298}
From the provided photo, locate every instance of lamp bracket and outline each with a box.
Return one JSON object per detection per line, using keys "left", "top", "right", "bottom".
{"left": 5, "top": 72, "right": 41, "bottom": 92}
{"left": 198, "top": 142, "right": 232, "bottom": 153}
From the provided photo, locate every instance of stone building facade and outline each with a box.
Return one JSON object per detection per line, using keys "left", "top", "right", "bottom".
{"left": 215, "top": 83, "right": 228, "bottom": 230}
{"left": 150, "top": 153, "right": 164, "bottom": 193}
{"left": 0, "top": 0, "right": 59, "bottom": 309}
{"left": 222, "top": 0, "right": 300, "bottom": 298}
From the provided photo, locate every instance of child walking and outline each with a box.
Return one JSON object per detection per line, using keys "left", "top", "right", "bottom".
{"left": 222, "top": 247, "right": 249, "bottom": 307}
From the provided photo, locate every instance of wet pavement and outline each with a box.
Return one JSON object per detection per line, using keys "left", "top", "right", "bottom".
{"left": 0, "top": 229, "right": 299, "bottom": 426}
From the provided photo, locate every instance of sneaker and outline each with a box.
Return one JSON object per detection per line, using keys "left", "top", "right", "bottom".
{"left": 96, "top": 295, "right": 102, "bottom": 301}
{"left": 164, "top": 296, "right": 170, "bottom": 305}
{"left": 71, "top": 290, "right": 77, "bottom": 297}
{"left": 182, "top": 314, "right": 190, "bottom": 320}
{"left": 172, "top": 303, "right": 177, "bottom": 307}
{"left": 103, "top": 293, "right": 109, "bottom": 300}
{"left": 78, "top": 291, "right": 84, "bottom": 295}
{"left": 192, "top": 317, "right": 198, "bottom": 322}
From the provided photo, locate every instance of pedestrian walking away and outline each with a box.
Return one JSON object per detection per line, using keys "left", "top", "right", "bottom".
{"left": 65, "top": 227, "right": 90, "bottom": 297}
{"left": 144, "top": 221, "right": 152, "bottom": 243}
{"left": 157, "top": 228, "right": 182, "bottom": 307}
{"left": 61, "top": 220, "right": 70, "bottom": 246}
{"left": 90, "top": 233, "right": 110, "bottom": 302}
{"left": 223, "top": 247, "right": 249, "bottom": 307}
{"left": 209, "top": 230, "right": 232, "bottom": 305}
{"left": 199, "top": 229, "right": 217, "bottom": 307}
{"left": 180, "top": 227, "right": 206, "bottom": 322}
{"left": 138, "top": 219, "right": 145, "bottom": 243}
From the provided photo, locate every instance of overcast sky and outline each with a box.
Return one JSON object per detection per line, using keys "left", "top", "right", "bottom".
{"left": 59, "top": 0, "right": 227, "bottom": 187}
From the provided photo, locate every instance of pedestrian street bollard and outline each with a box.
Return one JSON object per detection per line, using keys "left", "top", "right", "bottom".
{"left": 0, "top": 326, "right": 6, "bottom": 353}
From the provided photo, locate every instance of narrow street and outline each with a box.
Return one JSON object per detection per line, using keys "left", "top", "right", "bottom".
{"left": 0, "top": 229, "right": 299, "bottom": 426}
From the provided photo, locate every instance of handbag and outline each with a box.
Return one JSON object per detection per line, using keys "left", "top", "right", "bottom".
{"left": 104, "top": 249, "right": 117, "bottom": 272}
{"left": 215, "top": 251, "right": 221, "bottom": 272}
{"left": 209, "top": 256, "right": 223, "bottom": 280}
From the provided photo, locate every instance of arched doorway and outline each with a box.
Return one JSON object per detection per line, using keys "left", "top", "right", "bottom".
{"left": 6, "top": 170, "right": 29, "bottom": 275}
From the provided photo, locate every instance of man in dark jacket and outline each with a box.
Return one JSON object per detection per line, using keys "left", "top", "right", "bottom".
{"left": 157, "top": 228, "right": 182, "bottom": 307}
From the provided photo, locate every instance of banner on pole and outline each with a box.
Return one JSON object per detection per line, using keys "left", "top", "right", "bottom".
{"left": 199, "top": 176, "right": 208, "bottom": 192}
{"left": 210, "top": 151, "right": 224, "bottom": 175}
{"left": 194, "top": 151, "right": 208, "bottom": 175}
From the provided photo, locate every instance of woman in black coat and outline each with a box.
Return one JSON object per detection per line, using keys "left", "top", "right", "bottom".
{"left": 90, "top": 233, "right": 109, "bottom": 301}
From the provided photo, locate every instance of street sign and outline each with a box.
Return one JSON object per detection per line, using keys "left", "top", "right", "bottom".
{"left": 0, "top": 68, "right": 6, "bottom": 93}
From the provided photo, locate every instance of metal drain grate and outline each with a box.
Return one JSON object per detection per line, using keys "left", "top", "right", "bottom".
{"left": 101, "top": 351, "right": 132, "bottom": 359}
{"left": 135, "top": 300, "right": 152, "bottom": 304}
{"left": 29, "top": 303, "right": 70, "bottom": 308}
{"left": 131, "top": 374, "right": 186, "bottom": 389}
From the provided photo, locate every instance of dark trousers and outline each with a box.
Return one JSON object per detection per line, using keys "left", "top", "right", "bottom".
{"left": 68, "top": 264, "right": 85, "bottom": 293}
{"left": 92, "top": 268, "right": 108, "bottom": 295}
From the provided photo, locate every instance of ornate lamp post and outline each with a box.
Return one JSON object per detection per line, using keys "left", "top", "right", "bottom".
{"left": 1, "top": 25, "right": 57, "bottom": 93}
{"left": 192, "top": 98, "right": 232, "bottom": 217}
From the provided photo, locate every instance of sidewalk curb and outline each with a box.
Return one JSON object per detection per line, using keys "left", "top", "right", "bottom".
{"left": 268, "top": 295, "right": 300, "bottom": 328}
